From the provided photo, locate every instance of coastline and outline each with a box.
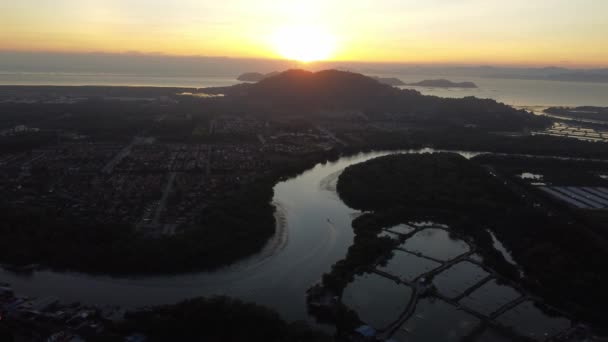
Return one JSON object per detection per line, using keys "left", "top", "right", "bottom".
{"left": 253, "top": 201, "right": 289, "bottom": 263}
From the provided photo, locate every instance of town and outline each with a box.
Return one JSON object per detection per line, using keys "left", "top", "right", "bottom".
{"left": 1, "top": 282, "right": 141, "bottom": 341}
{"left": 0, "top": 106, "right": 338, "bottom": 240}
{"left": 1, "top": 75, "right": 608, "bottom": 341}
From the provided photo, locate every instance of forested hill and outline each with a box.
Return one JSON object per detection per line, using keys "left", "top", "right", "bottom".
{"left": 206, "top": 69, "right": 550, "bottom": 131}
{"left": 208, "top": 69, "right": 407, "bottom": 110}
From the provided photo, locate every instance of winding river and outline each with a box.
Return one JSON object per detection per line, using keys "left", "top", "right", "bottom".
{"left": 0, "top": 149, "right": 481, "bottom": 322}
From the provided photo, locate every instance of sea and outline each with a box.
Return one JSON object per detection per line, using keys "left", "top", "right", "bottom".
{"left": 1, "top": 71, "right": 607, "bottom": 108}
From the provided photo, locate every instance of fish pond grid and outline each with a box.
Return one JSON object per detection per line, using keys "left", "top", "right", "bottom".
{"left": 340, "top": 223, "right": 574, "bottom": 342}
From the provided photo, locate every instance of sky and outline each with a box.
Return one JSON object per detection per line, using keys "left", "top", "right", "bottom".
{"left": 1, "top": 0, "right": 608, "bottom": 67}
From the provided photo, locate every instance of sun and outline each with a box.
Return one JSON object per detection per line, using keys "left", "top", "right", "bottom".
{"left": 272, "top": 26, "right": 336, "bottom": 63}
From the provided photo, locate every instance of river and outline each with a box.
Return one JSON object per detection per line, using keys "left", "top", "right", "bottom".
{"left": 1, "top": 149, "right": 575, "bottom": 339}
{"left": 3, "top": 150, "right": 473, "bottom": 321}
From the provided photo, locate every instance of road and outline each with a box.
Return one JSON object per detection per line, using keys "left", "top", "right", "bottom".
{"left": 316, "top": 125, "right": 347, "bottom": 146}
{"left": 151, "top": 172, "right": 177, "bottom": 227}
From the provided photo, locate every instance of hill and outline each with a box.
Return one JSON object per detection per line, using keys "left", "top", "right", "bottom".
{"left": 205, "top": 69, "right": 549, "bottom": 131}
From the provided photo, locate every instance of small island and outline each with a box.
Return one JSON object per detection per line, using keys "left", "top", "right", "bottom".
{"left": 407, "top": 79, "right": 478, "bottom": 88}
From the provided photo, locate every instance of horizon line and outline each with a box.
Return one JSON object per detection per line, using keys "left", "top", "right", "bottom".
{"left": 1, "top": 49, "right": 607, "bottom": 70}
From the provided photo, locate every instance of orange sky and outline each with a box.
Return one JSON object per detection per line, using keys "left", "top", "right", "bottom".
{"left": 2, "top": 0, "right": 607, "bottom": 67}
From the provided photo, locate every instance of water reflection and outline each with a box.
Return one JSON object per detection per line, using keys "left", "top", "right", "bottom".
{"left": 496, "top": 301, "right": 571, "bottom": 341}
{"left": 344, "top": 222, "right": 570, "bottom": 341}
{"left": 378, "top": 230, "right": 401, "bottom": 240}
{"left": 377, "top": 251, "right": 441, "bottom": 282}
{"left": 399, "top": 228, "right": 470, "bottom": 261}
{"left": 341, "top": 272, "right": 412, "bottom": 330}
{"left": 0, "top": 150, "right": 425, "bottom": 322}
{"left": 459, "top": 279, "right": 521, "bottom": 316}
{"left": 434, "top": 261, "right": 490, "bottom": 299}
{"left": 386, "top": 224, "right": 416, "bottom": 235}
{"left": 392, "top": 298, "right": 480, "bottom": 341}
{"left": 0, "top": 148, "right": 573, "bottom": 338}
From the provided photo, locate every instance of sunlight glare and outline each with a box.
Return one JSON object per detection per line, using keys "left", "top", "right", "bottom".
{"left": 272, "top": 26, "right": 336, "bottom": 63}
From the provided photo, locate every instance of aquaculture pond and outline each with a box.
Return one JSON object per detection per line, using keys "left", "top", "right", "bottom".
{"left": 0, "top": 149, "right": 573, "bottom": 339}
{"left": 340, "top": 223, "right": 572, "bottom": 341}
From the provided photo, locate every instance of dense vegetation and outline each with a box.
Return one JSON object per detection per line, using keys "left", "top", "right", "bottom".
{"left": 0, "top": 79, "right": 606, "bottom": 277}
{"left": 312, "top": 154, "right": 524, "bottom": 332}
{"left": 326, "top": 153, "right": 525, "bottom": 289}
{"left": 337, "top": 153, "right": 518, "bottom": 212}
{"left": 0, "top": 176, "right": 273, "bottom": 273}
{"left": 208, "top": 70, "right": 550, "bottom": 131}
{"left": 0, "top": 150, "right": 339, "bottom": 274}
{"left": 336, "top": 126, "right": 608, "bottom": 159}
{"left": 119, "top": 297, "right": 331, "bottom": 342}
{"left": 326, "top": 153, "right": 608, "bottom": 330}
{"left": 409, "top": 127, "right": 608, "bottom": 158}
{"left": 473, "top": 154, "right": 608, "bottom": 186}
{"left": 0, "top": 322, "right": 12, "bottom": 342}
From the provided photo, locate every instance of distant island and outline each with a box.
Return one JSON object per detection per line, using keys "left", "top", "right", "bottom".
{"left": 237, "top": 71, "right": 280, "bottom": 82}
{"left": 407, "top": 79, "right": 478, "bottom": 88}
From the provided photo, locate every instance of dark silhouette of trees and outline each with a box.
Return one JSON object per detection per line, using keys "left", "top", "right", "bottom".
{"left": 120, "top": 297, "right": 331, "bottom": 342}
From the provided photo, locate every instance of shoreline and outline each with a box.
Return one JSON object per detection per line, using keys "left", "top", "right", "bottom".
{"left": 247, "top": 201, "right": 289, "bottom": 264}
